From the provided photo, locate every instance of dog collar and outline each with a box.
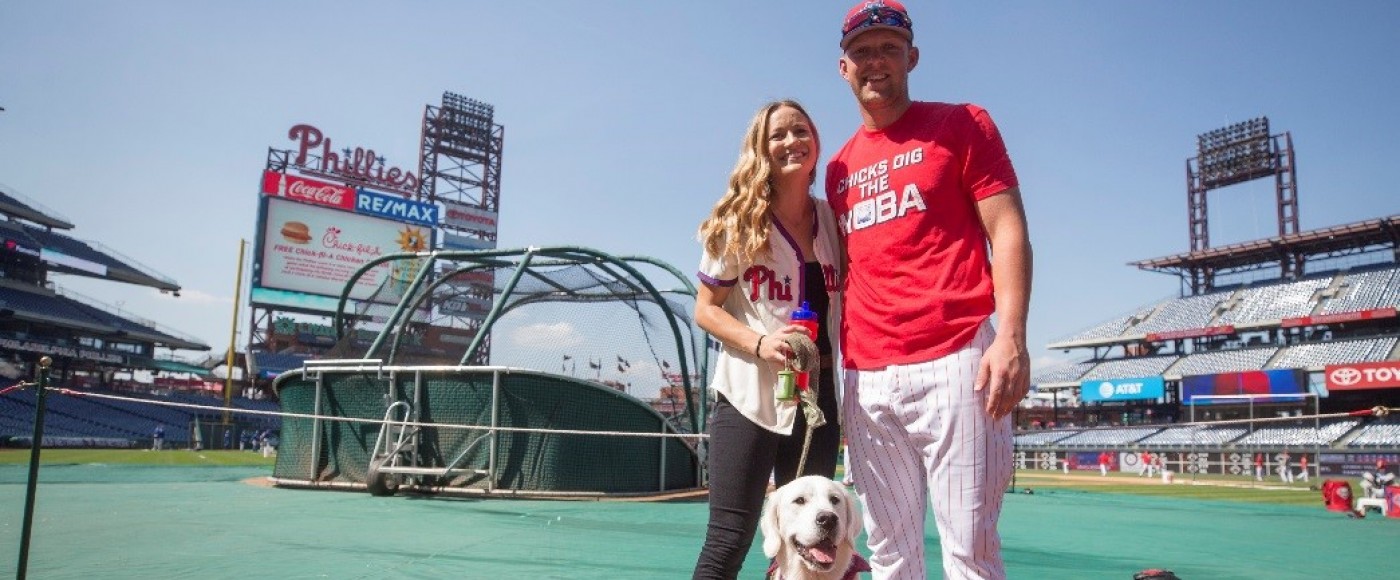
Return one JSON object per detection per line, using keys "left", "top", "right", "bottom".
{"left": 767, "top": 553, "right": 872, "bottom": 580}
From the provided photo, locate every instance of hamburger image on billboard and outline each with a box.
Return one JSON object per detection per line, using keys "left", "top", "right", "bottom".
{"left": 281, "top": 221, "right": 312, "bottom": 244}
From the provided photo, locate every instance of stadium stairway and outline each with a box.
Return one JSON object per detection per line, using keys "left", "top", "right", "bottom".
{"left": 1314, "top": 275, "right": 1349, "bottom": 314}
{"left": 1334, "top": 420, "right": 1377, "bottom": 448}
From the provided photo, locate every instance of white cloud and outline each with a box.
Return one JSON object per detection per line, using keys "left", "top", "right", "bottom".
{"left": 1031, "top": 355, "right": 1072, "bottom": 374}
{"left": 510, "top": 322, "right": 583, "bottom": 349}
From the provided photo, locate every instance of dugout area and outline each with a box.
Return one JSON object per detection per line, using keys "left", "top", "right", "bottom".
{"left": 269, "top": 246, "right": 708, "bottom": 498}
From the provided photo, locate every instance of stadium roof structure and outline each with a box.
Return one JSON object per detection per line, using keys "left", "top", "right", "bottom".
{"left": 26, "top": 224, "right": 180, "bottom": 291}
{"left": 1132, "top": 214, "right": 1400, "bottom": 279}
{"left": 0, "top": 182, "right": 74, "bottom": 230}
{"left": 0, "top": 283, "right": 209, "bottom": 350}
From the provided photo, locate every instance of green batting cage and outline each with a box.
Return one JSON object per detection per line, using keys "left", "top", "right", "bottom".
{"left": 270, "top": 246, "right": 708, "bottom": 498}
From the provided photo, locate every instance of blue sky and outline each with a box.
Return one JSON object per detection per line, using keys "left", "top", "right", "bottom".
{"left": 2, "top": 1, "right": 1397, "bottom": 377}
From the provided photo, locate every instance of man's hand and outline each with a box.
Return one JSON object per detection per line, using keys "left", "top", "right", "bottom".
{"left": 975, "top": 334, "right": 1030, "bottom": 419}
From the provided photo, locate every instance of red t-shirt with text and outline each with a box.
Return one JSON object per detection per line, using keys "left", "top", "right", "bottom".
{"left": 825, "top": 102, "right": 1018, "bottom": 369}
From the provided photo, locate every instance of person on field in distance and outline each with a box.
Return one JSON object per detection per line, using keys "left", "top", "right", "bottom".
{"left": 691, "top": 100, "right": 845, "bottom": 580}
{"left": 824, "top": 2, "right": 1033, "bottom": 579}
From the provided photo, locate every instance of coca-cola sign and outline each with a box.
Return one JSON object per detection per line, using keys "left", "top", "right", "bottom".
{"left": 287, "top": 124, "right": 419, "bottom": 197}
{"left": 261, "top": 170, "right": 355, "bottom": 211}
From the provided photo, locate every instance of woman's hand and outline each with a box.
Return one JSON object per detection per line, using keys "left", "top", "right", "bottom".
{"left": 756, "top": 324, "right": 813, "bottom": 365}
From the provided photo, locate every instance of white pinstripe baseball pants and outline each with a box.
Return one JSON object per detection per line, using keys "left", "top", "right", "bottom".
{"left": 843, "top": 321, "right": 1012, "bottom": 580}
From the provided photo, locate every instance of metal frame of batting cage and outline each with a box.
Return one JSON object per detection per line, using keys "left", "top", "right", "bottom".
{"left": 333, "top": 245, "right": 708, "bottom": 434}
{"left": 290, "top": 245, "right": 711, "bottom": 495}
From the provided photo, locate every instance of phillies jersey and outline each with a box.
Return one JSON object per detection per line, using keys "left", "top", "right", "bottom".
{"left": 696, "top": 198, "right": 843, "bottom": 434}
{"left": 825, "top": 102, "right": 1018, "bottom": 369}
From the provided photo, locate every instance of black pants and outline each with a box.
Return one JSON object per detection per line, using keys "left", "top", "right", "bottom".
{"left": 692, "top": 370, "right": 841, "bottom": 580}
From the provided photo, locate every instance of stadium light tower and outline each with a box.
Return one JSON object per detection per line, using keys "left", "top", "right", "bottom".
{"left": 1185, "top": 117, "right": 1300, "bottom": 291}
{"left": 419, "top": 92, "right": 504, "bottom": 365}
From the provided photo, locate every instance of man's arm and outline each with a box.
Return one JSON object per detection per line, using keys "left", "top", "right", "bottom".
{"left": 974, "top": 186, "right": 1033, "bottom": 418}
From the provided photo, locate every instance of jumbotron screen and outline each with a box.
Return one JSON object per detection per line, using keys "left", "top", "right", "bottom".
{"left": 251, "top": 196, "right": 430, "bottom": 313}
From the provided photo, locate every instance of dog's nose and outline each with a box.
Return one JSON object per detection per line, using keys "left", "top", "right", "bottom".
{"left": 816, "top": 511, "right": 838, "bottom": 531}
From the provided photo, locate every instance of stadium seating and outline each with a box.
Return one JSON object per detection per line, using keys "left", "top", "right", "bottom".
{"left": 1321, "top": 267, "right": 1400, "bottom": 314}
{"left": 1345, "top": 418, "right": 1400, "bottom": 448}
{"left": 1165, "top": 346, "right": 1277, "bottom": 377}
{"left": 1055, "top": 427, "right": 1161, "bottom": 447}
{"left": 55, "top": 288, "right": 203, "bottom": 347}
{"left": 1217, "top": 277, "right": 1332, "bottom": 325}
{"left": 0, "top": 285, "right": 107, "bottom": 331}
{"left": 1267, "top": 337, "right": 1398, "bottom": 369}
{"left": 0, "top": 387, "right": 279, "bottom": 445}
{"left": 250, "top": 351, "right": 312, "bottom": 380}
{"left": 1031, "top": 360, "right": 1095, "bottom": 385}
{"left": 1052, "top": 306, "right": 1156, "bottom": 343}
{"left": 1232, "top": 418, "right": 1359, "bottom": 447}
{"left": 1128, "top": 292, "right": 1228, "bottom": 336}
{"left": 1078, "top": 356, "right": 1178, "bottom": 382}
{"left": 1137, "top": 425, "right": 1248, "bottom": 448}
{"left": 1055, "top": 266, "right": 1399, "bottom": 343}
{"left": 1013, "top": 430, "right": 1082, "bottom": 446}
{"left": 20, "top": 224, "right": 175, "bottom": 287}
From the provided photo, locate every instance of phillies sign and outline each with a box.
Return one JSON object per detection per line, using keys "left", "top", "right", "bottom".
{"left": 262, "top": 170, "right": 355, "bottom": 211}
{"left": 1326, "top": 361, "right": 1400, "bottom": 391}
{"left": 288, "top": 124, "right": 419, "bottom": 196}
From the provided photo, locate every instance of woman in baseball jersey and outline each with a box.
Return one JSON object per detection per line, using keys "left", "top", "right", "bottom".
{"left": 691, "top": 100, "right": 845, "bottom": 579}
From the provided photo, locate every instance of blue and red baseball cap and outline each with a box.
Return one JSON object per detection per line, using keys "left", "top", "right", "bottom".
{"left": 840, "top": 0, "right": 914, "bottom": 49}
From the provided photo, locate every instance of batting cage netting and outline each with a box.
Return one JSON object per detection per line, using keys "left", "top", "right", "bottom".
{"left": 270, "top": 246, "right": 709, "bottom": 498}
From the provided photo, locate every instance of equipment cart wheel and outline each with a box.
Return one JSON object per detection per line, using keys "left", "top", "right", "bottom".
{"left": 366, "top": 453, "right": 400, "bottom": 496}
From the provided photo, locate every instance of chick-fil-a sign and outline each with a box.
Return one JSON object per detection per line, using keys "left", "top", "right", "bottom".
{"left": 287, "top": 124, "right": 419, "bottom": 197}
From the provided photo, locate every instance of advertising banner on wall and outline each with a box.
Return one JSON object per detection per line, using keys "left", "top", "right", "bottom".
{"left": 1079, "top": 376, "right": 1165, "bottom": 402}
{"left": 1325, "top": 361, "right": 1400, "bottom": 391}
{"left": 1181, "top": 368, "right": 1307, "bottom": 404}
{"left": 354, "top": 188, "right": 439, "bottom": 226}
{"left": 261, "top": 170, "right": 355, "bottom": 211}
{"left": 0, "top": 336, "right": 125, "bottom": 364}
{"left": 441, "top": 232, "right": 497, "bottom": 251}
{"left": 252, "top": 197, "right": 431, "bottom": 311}
{"left": 1014, "top": 451, "right": 1323, "bottom": 477}
{"left": 438, "top": 294, "right": 492, "bottom": 320}
{"left": 441, "top": 199, "right": 499, "bottom": 235}
{"left": 1317, "top": 452, "right": 1400, "bottom": 477}
{"left": 38, "top": 249, "right": 107, "bottom": 276}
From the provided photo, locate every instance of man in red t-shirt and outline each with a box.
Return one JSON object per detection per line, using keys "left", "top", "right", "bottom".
{"left": 825, "top": 2, "right": 1032, "bottom": 579}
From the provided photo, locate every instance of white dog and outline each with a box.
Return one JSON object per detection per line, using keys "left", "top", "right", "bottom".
{"left": 761, "top": 475, "right": 868, "bottom": 580}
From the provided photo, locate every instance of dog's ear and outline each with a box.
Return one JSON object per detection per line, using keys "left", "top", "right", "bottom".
{"left": 840, "top": 484, "right": 862, "bottom": 545}
{"left": 761, "top": 488, "right": 784, "bottom": 558}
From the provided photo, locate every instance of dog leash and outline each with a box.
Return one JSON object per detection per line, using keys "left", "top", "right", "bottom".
{"left": 784, "top": 334, "right": 826, "bottom": 476}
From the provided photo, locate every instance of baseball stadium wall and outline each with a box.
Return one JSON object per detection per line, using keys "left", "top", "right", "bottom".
{"left": 270, "top": 363, "right": 700, "bottom": 497}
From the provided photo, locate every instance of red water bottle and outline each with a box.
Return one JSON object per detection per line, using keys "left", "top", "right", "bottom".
{"left": 790, "top": 301, "right": 818, "bottom": 390}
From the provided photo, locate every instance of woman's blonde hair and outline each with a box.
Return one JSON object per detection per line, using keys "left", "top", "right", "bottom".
{"left": 698, "top": 100, "right": 819, "bottom": 265}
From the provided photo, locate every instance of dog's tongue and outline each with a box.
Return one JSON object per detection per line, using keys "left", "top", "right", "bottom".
{"left": 808, "top": 544, "right": 836, "bottom": 565}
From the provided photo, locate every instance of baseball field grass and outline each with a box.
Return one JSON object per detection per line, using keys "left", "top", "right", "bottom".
{"left": 1012, "top": 470, "right": 1325, "bottom": 506}
{"left": 0, "top": 448, "right": 276, "bottom": 467}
